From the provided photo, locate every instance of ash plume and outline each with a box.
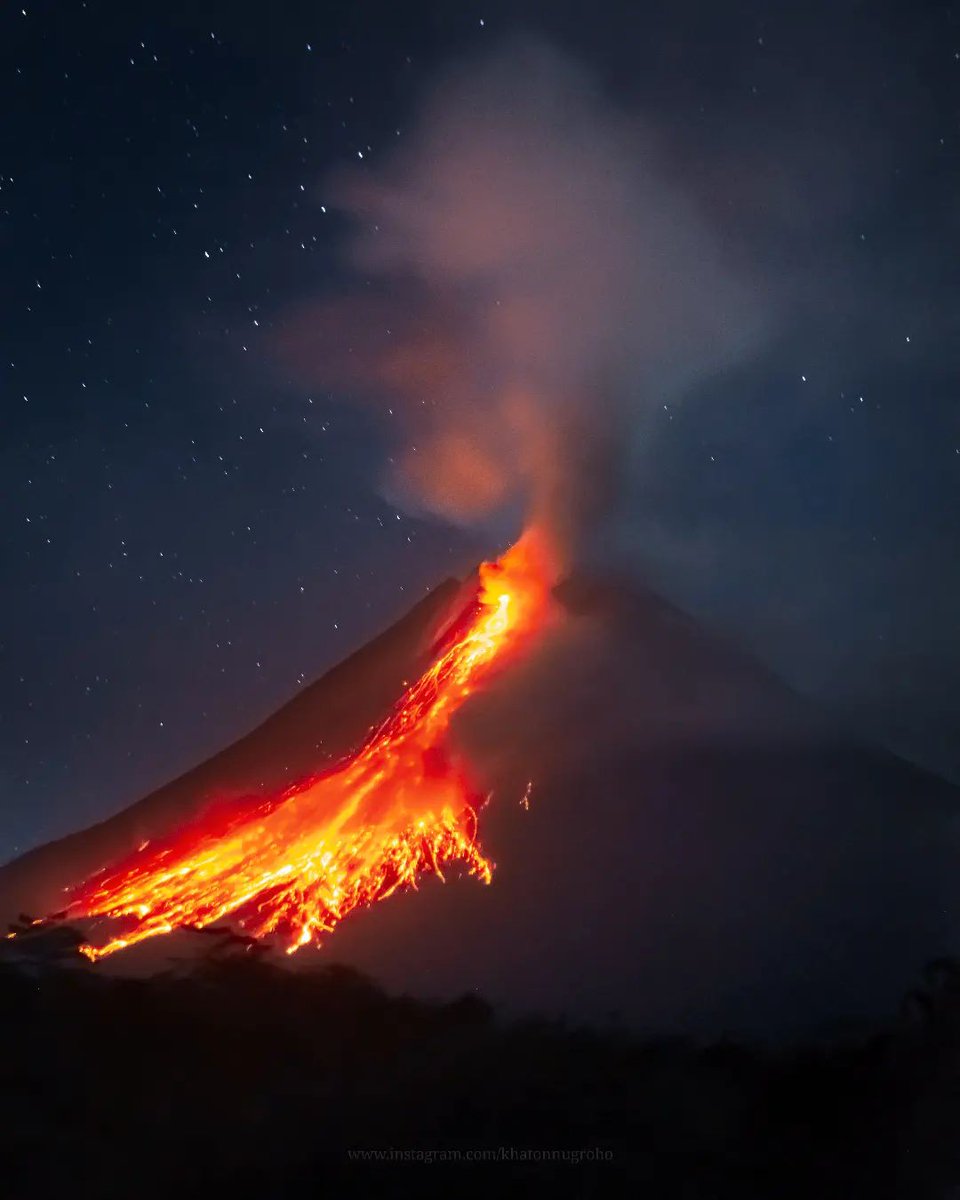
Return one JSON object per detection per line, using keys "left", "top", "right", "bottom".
{"left": 286, "top": 40, "right": 769, "bottom": 563}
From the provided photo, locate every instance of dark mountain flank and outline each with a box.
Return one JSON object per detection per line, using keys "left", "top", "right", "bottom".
{"left": 3, "top": 572, "right": 957, "bottom": 1035}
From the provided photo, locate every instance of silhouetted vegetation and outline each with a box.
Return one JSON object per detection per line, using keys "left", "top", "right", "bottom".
{"left": 2, "top": 929, "right": 960, "bottom": 1198}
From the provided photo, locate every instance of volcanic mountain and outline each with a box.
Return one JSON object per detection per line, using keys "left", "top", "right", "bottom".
{"left": 3, "top": 568, "right": 958, "bottom": 1036}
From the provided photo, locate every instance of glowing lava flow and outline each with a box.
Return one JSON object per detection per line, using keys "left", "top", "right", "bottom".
{"left": 62, "top": 531, "right": 552, "bottom": 961}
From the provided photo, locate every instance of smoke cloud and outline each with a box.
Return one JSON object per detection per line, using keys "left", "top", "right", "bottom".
{"left": 287, "top": 40, "right": 769, "bottom": 560}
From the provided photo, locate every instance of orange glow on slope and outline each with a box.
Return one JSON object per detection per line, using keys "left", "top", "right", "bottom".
{"left": 63, "top": 530, "right": 553, "bottom": 961}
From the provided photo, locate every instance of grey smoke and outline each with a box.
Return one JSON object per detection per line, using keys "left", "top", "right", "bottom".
{"left": 313, "top": 39, "right": 771, "bottom": 559}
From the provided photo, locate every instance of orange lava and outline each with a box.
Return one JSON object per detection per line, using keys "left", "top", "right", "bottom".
{"left": 64, "top": 530, "right": 553, "bottom": 961}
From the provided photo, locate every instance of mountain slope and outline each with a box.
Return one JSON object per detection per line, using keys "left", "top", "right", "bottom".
{"left": 322, "top": 574, "right": 960, "bottom": 1035}
{"left": 2, "top": 570, "right": 957, "bottom": 1035}
{"left": 0, "top": 577, "right": 461, "bottom": 924}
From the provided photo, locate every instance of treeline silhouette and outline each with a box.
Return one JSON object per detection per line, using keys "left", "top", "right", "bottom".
{"left": 2, "top": 924, "right": 960, "bottom": 1198}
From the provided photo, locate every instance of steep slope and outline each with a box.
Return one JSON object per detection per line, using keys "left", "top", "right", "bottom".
{"left": 0, "top": 578, "right": 461, "bottom": 924}
{"left": 3, "top": 570, "right": 957, "bottom": 1035}
{"left": 323, "top": 575, "right": 960, "bottom": 1035}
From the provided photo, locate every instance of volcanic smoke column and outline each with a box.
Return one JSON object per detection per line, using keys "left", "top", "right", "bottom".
{"left": 61, "top": 531, "right": 554, "bottom": 961}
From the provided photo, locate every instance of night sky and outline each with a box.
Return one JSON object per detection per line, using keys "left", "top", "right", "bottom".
{"left": 3, "top": 0, "right": 959, "bottom": 865}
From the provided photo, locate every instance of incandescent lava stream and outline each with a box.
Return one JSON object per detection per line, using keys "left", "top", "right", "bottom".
{"left": 51, "top": 531, "right": 554, "bottom": 961}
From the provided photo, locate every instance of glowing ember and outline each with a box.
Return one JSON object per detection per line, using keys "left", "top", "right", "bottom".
{"left": 58, "top": 530, "right": 552, "bottom": 961}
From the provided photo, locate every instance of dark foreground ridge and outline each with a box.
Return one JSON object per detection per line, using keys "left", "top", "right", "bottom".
{"left": 3, "top": 930, "right": 960, "bottom": 1199}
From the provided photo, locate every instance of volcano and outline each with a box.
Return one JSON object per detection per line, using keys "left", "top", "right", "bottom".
{"left": 2, "top": 558, "right": 958, "bottom": 1035}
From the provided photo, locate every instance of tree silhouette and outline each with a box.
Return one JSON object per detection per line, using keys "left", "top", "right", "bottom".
{"left": 0, "top": 950, "right": 958, "bottom": 1198}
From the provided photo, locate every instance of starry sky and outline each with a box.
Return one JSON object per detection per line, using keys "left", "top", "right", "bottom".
{"left": 3, "top": 0, "right": 959, "bottom": 864}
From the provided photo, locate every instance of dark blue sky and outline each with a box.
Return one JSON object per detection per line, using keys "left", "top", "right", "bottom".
{"left": 2, "top": 0, "right": 958, "bottom": 862}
